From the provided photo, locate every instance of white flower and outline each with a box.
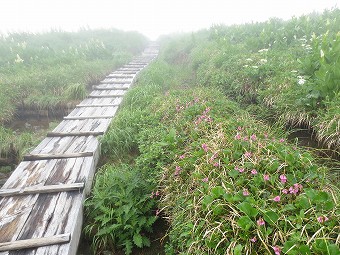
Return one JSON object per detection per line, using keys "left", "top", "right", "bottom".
{"left": 258, "top": 48, "right": 269, "bottom": 53}
{"left": 320, "top": 49, "right": 324, "bottom": 58}
{"left": 243, "top": 65, "right": 249, "bottom": 68}
{"left": 291, "top": 70, "right": 298, "bottom": 73}
{"left": 246, "top": 58, "right": 253, "bottom": 62}
{"left": 298, "top": 78, "right": 306, "bottom": 85}
{"left": 252, "top": 66, "right": 258, "bottom": 69}
{"left": 14, "top": 54, "right": 24, "bottom": 63}
{"left": 260, "top": 59, "right": 267, "bottom": 64}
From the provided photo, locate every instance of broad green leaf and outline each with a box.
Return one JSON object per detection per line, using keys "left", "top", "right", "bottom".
{"left": 233, "top": 244, "right": 243, "bottom": 255}
{"left": 315, "top": 191, "right": 330, "bottom": 202}
{"left": 283, "top": 241, "right": 296, "bottom": 253}
{"left": 211, "top": 186, "right": 225, "bottom": 199}
{"left": 237, "top": 202, "right": 258, "bottom": 218}
{"left": 228, "top": 169, "right": 239, "bottom": 178}
{"left": 298, "top": 245, "right": 311, "bottom": 255}
{"left": 296, "top": 195, "right": 311, "bottom": 209}
{"left": 237, "top": 216, "right": 254, "bottom": 231}
{"left": 263, "top": 211, "right": 279, "bottom": 225}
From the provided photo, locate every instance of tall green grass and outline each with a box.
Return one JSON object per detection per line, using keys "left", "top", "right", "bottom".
{"left": 0, "top": 28, "right": 148, "bottom": 122}
{"left": 160, "top": 8, "right": 340, "bottom": 151}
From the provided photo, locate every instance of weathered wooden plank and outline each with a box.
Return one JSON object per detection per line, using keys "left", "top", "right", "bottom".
{"left": 63, "top": 115, "right": 114, "bottom": 120}
{"left": 0, "top": 183, "right": 84, "bottom": 197}
{"left": 76, "top": 103, "right": 120, "bottom": 107}
{"left": 23, "top": 152, "right": 93, "bottom": 161}
{"left": 47, "top": 131, "right": 104, "bottom": 137}
{"left": 79, "top": 97, "right": 123, "bottom": 106}
{"left": 90, "top": 90, "right": 126, "bottom": 97}
{"left": 50, "top": 119, "right": 111, "bottom": 135}
{"left": 0, "top": 234, "right": 70, "bottom": 252}
{"left": 92, "top": 84, "right": 130, "bottom": 90}
{"left": 113, "top": 71, "right": 138, "bottom": 74}
{"left": 87, "top": 95, "right": 123, "bottom": 98}
{"left": 107, "top": 74, "right": 134, "bottom": 78}
{"left": 99, "top": 80, "right": 129, "bottom": 84}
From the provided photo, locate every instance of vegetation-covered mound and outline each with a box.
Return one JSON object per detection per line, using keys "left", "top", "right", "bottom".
{"left": 161, "top": 8, "right": 340, "bottom": 151}
{"left": 85, "top": 57, "right": 339, "bottom": 254}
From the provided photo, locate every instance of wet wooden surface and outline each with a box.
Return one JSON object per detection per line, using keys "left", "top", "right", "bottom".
{"left": 0, "top": 45, "right": 158, "bottom": 255}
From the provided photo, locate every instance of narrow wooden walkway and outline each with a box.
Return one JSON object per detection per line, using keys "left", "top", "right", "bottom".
{"left": 0, "top": 45, "right": 158, "bottom": 255}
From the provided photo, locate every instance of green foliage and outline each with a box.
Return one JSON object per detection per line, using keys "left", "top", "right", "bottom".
{"left": 160, "top": 8, "right": 340, "bottom": 150}
{"left": 0, "top": 29, "right": 148, "bottom": 122}
{"left": 84, "top": 164, "right": 157, "bottom": 254}
{"left": 63, "top": 82, "right": 87, "bottom": 101}
{"left": 98, "top": 53, "right": 339, "bottom": 254}
{"left": 0, "top": 126, "right": 35, "bottom": 159}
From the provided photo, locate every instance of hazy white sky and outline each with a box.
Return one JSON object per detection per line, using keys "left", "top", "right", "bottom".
{"left": 0, "top": 0, "right": 338, "bottom": 39}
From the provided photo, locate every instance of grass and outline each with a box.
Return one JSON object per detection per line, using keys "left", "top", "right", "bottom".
{"left": 0, "top": 28, "right": 148, "bottom": 122}
{"left": 159, "top": 8, "right": 340, "bottom": 152}
{"left": 85, "top": 51, "right": 339, "bottom": 254}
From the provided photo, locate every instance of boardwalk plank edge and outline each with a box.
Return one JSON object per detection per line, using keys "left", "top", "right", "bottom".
{"left": 76, "top": 104, "right": 120, "bottom": 107}
{"left": 92, "top": 86, "right": 129, "bottom": 90}
{"left": 64, "top": 116, "right": 115, "bottom": 120}
{"left": 0, "top": 183, "right": 85, "bottom": 197}
{"left": 0, "top": 233, "right": 70, "bottom": 252}
{"left": 88, "top": 95, "right": 124, "bottom": 98}
{"left": 47, "top": 131, "right": 104, "bottom": 137}
{"left": 23, "top": 152, "right": 94, "bottom": 161}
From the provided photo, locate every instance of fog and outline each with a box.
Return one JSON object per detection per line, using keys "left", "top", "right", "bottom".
{"left": 0, "top": 0, "right": 338, "bottom": 39}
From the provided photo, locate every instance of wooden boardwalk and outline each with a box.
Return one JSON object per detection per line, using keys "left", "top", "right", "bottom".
{"left": 0, "top": 45, "right": 158, "bottom": 255}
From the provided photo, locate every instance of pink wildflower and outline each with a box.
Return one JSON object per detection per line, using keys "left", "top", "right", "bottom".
{"left": 244, "top": 151, "right": 252, "bottom": 158}
{"left": 150, "top": 192, "right": 154, "bottom": 198}
{"left": 282, "top": 189, "right": 288, "bottom": 194}
{"left": 289, "top": 186, "right": 299, "bottom": 194}
{"left": 263, "top": 174, "right": 270, "bottom": 181}
{"left": 250, "top": 236, "right": 257, "bottom": 243}
{"left": 251, "top": 169, "right": 258, "bottom": 175}
{"left": 279, "top": 174, "right": 287, "bottom": 183}
{"left": 257, "top": 218, "right": 265, "bottom": 226}
{"left": 279, "top": 138, "right": 285, "bottom": 143}
{"left": 202, "top": 177, "right": 209, "bottom": 183}
{"left": 273, "top": 196, "right": 281, "bottom": 202}
{"left": 243, "top": 137, "right": 249, "bottom": 141}
{"left": 294, "top": 183, "right": 303, "bottom": 191}
{"left": 243, "top": 189, "right": 250, "bottom": 196}
{"left": 238, "top": 126, "right": 243, "bottom": 131}
{"left": 156, "top": 209, "right": 160, "bottom": 216}
{"left": 213, "top": 162, "right": 220, "bottom": 167}
{"left": 273, "top": 246, "right": 281, "bottom": 255}
{"left": 238, "top": 168, "right": 245, "bottom": 173}
{"left": 235, "top": 133, "right": 241, "bottom": 140}
{"left": 155, "top": 191, "right": 160, "bottom": 196}
{"left": 264, "top": 133, "right": 268, "bottom": 138}
{"left": 202, "top": 143, "right": 208, "bottom": 152}
{"left": 179, "top": 154, "right": 185, "bottom": 159}
{"left": 174, "top": 166, "right": 181, "bottom": 176}
{"left": 250, "top": 134, "right": 257, "bottom": 141}
{"left": 317, "top": 216, "right": 329, "bottom": 223}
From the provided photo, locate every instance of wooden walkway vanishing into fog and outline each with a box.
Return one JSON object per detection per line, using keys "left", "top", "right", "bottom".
{"left": 0, "top": 45, "right": 158, "bottom": 255}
